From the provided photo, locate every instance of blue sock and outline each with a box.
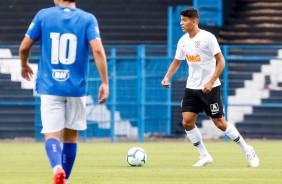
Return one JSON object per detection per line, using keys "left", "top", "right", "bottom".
{"left": 62, "top": 143, "right": 77, "bottom": 180}
{"left": 45, "top": 138, "right": 62, "bottom": 169}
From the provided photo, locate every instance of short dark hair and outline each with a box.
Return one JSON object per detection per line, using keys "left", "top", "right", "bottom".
{"left": 180, "top": 8, "right": 199, "bottom": 19}
{"left": 63, "top": 0, "right": 76, "bottom": 2}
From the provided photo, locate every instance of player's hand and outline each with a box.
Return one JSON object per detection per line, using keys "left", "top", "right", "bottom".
{"left": 98, "top": 83, "right": 109, "bottom": 104}
{"left": 21, "top": 63, "right": 34, "bottom": 81}
{"left": 161, "top": 77, "right": 170, "bottom": 88}
{"left": 202, "top": 82, "right": 213, "bottom": 93}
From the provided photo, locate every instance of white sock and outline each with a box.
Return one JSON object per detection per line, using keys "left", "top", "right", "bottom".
{"left": 185, "top": 127, "right": 210, "bottom": 157}
{"left": 224, "top": 123, "right": 249, "bottom": 153}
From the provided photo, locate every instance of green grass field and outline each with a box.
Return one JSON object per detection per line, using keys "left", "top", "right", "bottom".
{"left": 0, "top": 140, "right": 281, "bottom": 184}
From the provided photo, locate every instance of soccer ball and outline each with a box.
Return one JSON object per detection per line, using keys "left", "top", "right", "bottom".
{"left": 126, "top": 147, "right": 147, "bottom": 166}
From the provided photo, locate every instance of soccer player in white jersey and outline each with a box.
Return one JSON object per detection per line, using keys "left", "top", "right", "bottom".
{"left": 19, "top": 0, "right": 109, "bottom": 183}
{"left": 161, "top": 8, "right": 259, "bottom": 167}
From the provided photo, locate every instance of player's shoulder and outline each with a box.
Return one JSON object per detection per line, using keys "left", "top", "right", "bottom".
{"left": 75, "top": 8, "right": 97, "bottom": 21}
{"left": 178, "top": 33, "right": 189, "bottom": 44}
{"left": 71, "top": 7, "right": 92, "bottom": 15}
{"left": 35, "top": 7, "right": 59, "bottom": 18}
{"left": 199, "top": 29, "right": 215, "bottom": 38}
{"left": 198, "top": 30, "right": 218, "bottom": 44}
{"left": 39, "top": 7, "right": 58, "bottom": 13}
{"left": 74, "top": 7, "right": 89, "bottom": 14}
{"left": 38, "top": 7, "right": 93, "bottom": 17}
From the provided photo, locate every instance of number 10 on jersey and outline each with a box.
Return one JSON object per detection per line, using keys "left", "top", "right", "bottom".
{"left": 50, "top": 32, "right": 77, "bottom": 65}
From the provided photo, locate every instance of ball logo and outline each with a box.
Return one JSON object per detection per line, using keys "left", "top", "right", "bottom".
{"left": 52, "top": 69, "right": 70, "bottom": 81}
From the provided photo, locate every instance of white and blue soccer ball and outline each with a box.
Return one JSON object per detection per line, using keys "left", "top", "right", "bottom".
{"left": 126, "top": 147, "right": 147, "bottom": 166}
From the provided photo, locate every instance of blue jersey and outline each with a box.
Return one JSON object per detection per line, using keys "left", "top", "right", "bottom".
{"left": 26, "top": 6, "right": 101, "bottom": 96}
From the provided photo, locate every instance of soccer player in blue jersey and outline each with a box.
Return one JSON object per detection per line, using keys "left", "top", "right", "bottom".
{"left": 19, "top": 0, "right": 109, "bottom": 183}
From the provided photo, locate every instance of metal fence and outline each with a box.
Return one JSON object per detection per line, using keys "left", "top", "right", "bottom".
{"left": 0, "top": 44, "right": 282, "bottom": 142}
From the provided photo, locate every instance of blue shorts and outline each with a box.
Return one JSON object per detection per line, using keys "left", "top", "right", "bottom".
{"left": 181, "top": 86, "right": 224, "bottom": 118}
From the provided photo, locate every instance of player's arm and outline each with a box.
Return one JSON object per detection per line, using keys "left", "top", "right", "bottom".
{"left": 90, "top": 39, "right": 109, "bottom": 104}
{"left": 161, "top": 58, "right": 182, "bottom": 88}
{"left": 19, "top": 36, "right": 35, "bottom": 81}
{"left": 202, "top": 52, "right": 225, "bottom": 93}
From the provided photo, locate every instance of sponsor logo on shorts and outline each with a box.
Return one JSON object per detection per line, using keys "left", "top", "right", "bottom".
{"left": 52, "top": 69, "right": 70, "bottom": 81}
{"left": 210, "top": 103, "right": 219, "bottom": 115}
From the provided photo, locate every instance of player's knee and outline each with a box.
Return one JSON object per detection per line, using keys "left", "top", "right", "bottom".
{"left": 216, "top": 124, "right": 226, "bottom": 131}
{"left": 62, "top": 128, "right": 78, "bottom": 142}
{"left": 182, "top": 119, "right": 195, "bottom": 130}
{"left": 213, "top": 121, "right": 227, "bottom": 131}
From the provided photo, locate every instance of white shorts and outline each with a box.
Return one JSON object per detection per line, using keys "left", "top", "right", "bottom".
{"left": 40, "top": 95, "right": 87, "bottom": 133}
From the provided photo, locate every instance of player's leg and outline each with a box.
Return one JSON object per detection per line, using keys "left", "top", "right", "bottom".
{"left": 62, "top": 128, "right": 78, "bottom": 184}
{"left": 212, "top": 117, "right": 248, "bottom": 150}
{"left": 182, "top": 112, "right": 213, "bottom": 166}
{"left": 212, "top": 117, "right": 259, "bottom": 167}
{"left": 63, "top": 97, "right": 87, "bottom": 183}
{"left": 41, "top": 95, "right": 67, "bottom": 184}
{"left": 45, "top": 132, "right": 66, "bottom": 184}
{"left": 205, "top": 87, "right": 259, "bottom": 167}
{"left": 181, "top": 88, "right": 212, "bottom": 166}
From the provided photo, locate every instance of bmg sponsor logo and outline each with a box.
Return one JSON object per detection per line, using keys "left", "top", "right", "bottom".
{"left": 185, "top": 54, "right": 201, "bottom": 62}
{"left": 52, "top": 69, "right": 70, "bottom": 81}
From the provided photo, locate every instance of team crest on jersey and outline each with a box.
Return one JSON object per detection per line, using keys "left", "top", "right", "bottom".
{"left": 52, "top": 69, "right": 70, "bottom": 81}
{"left": 210, "top": 103, "right": 219, "bottom": 115}
{"left": 195, "top": 40, "right": 201, "bottom": 48}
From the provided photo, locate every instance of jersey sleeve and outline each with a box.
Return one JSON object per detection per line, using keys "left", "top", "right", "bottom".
{"left": 86, "top": 14, "right": 101, "bottom": 41}
{"left": 25, "top": 10, "right": 43, "bottom": 41}
{"left": 208, "top": 34, "right": 221, "bottom": 56}
{"left": 175, "top": 38, "right": 185, "bottom": 60}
